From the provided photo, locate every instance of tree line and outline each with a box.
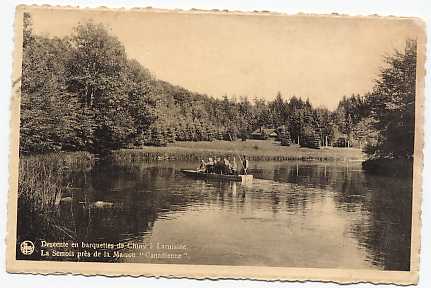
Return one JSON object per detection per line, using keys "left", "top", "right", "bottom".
{"left": 20, "top": 14, "right": 416, "bottom": 161}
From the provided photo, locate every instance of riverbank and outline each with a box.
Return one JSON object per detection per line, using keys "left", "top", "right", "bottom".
{"left": 17, "top": 152, "right": 95, "bottom": 243}
{"left": 19, "top": 151, "right": 95, "bottom": 209}
{"left": 114, "top": 140, "right": 365, "bottom": 162}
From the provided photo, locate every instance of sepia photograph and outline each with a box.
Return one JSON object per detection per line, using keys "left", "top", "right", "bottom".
{"left": 6, "top": 5, "right": 425, "bottom": 284}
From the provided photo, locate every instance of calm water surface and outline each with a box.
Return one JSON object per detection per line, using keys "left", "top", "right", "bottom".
{"left": 54, "top": 159, "right": 411, "bottom": 270}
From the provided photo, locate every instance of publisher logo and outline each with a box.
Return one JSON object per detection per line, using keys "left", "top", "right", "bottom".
{"left": 20, "top": 240, "right": 35, "bottom": 255}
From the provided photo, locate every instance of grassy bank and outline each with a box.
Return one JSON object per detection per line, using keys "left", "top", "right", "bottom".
{"left": 19, "top": 151, "right": 95, "bottom": 210}
{"left": 114, "top": 140, "right": 365, "bottom": 162}
{"left": 17, "top": 152, "right": 95, "bottom": 243}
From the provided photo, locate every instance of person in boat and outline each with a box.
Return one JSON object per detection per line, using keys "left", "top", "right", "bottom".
{"left": 241, "top": 155, "right": 249, "bottom": 175}
{"left": 231, "top": 157, "right": 238, "bottom": 175}
{"left": 199, "top": 160, "right": 206, "bottom": 172}
{"left": 214, "top": 157, "right": 222, "bottom": 174}
{"left": 223, "top": 158, "right": 231, "bottom": 175}
{"left": 206, "top": 157, "right": 214, "bottom": 173}
{"left": 218, "top": 157, "right": 227, "bottom": 175}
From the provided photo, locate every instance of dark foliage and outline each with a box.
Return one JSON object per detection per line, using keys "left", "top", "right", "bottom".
{"left": 19, "top": 15, "right": 416, "bottom": 159}
{"left": 365, "top": 40, "right": 417, "bottom": 159}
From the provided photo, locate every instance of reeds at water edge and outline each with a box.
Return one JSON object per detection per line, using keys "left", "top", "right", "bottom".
{"left": 18, "top": 152, "right": 95, "bottom": 212}
{"left": 17, "top": 152, "right": 95, "bottom": 243}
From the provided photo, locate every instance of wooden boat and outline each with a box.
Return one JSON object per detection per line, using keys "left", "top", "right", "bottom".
{"left": 181, "top": 169, "right": 253, "bottom": 182}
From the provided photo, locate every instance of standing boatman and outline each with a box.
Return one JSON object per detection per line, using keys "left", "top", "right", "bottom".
{"left": 242, "top": 155, "right": 249, "bottom": 175}
{"left": 232, "top": 157, "right": 238, "bottom": 175}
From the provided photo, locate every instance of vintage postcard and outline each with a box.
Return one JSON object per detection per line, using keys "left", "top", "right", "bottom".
{"left": 7, "top": 5, "right": 425, "bottom": 284}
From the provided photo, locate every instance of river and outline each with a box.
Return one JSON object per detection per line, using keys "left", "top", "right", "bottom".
{"left": 41, "top": 159, "right": 412, "bottom": 270}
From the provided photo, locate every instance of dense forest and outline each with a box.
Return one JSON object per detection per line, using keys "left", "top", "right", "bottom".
{"left": 20, "top": 13, "right": 416, "bottom": 162}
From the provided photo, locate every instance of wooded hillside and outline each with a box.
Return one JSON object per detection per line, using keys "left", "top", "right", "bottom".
{"left": 19, "top": 14, "right": 416, "bottom": 161}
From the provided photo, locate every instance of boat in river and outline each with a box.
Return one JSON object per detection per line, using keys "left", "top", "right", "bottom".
{"left": 181, "top": 169, "right": 253, "bottom": 182}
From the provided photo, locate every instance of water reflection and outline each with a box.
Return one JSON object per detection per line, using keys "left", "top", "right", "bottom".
{"left": 37, "top": 159, "right": 411, "bottom": 270}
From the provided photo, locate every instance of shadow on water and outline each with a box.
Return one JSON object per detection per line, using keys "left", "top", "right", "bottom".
{"left": 17, "top": 158, "right": 412, "bottom": 270}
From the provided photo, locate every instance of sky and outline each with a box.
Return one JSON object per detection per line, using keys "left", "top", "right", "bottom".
{"left": 29, "top": 8, "right": 420, "bottom": 110}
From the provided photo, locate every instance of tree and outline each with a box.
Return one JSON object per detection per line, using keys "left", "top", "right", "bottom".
{"left": 277, "top": 125, "right": 291, "bottom": 146}
{"left": 351, "top": 117, "right": 377, "bottom": 148}
{"left": 66, "top": 22, "right": 135, "bottom": 150}
{"left": 366, "top": 40, "right": 416, "bottom": 159}
{"left": 254, "top": 97, "right": 272, "bottom": 129}
{"left": 20, "top": 15, "right": 91, "bottom": 153}
{"left": 314, "top": 107, "right": 334, "bottom": 146}
{"left": 23, "top": 13, "right": 33, "bottom": 48}
{"left": 149, "top": 125, "right": 167, "bottom": 147}
{"left": 269, "top": 92, "right": 286, "bottom": 127}
{"left": 300, "top": 125, "right": 320, "bottom": 149}
{"left": 125, "top": 59, "right": 157, "bottom": 138}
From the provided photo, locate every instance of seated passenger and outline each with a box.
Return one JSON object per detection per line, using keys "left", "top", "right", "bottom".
{"left": 207, "top": 157, "right": 214, "bottom": 173}
{"left": 224, "top": 158, "right": 236, "bottom": 175}
{"left": 198, "top": 160, "right": 206, "bottom": 172}
{"left": 215, "top": 157, "right": 223, "bottom": 174}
